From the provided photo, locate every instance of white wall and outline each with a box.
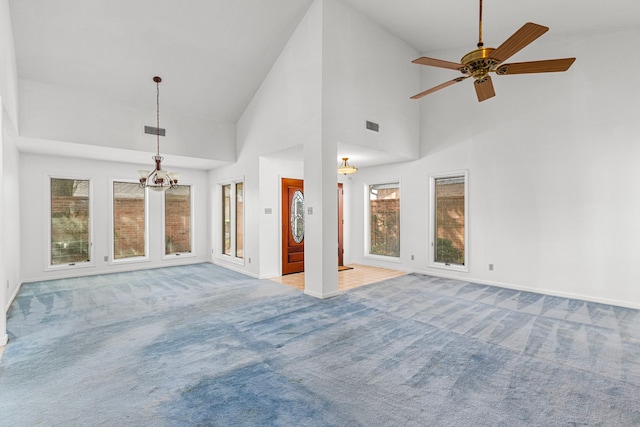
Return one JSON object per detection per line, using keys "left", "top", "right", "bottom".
{"left": 210, "top": 0, "right": 322, "bottom": 278}
{"left": 19, "top": 79, "right": 236, "bottom": 163}
{"left": 1, "top": 107, "right": 21, "bottom": 346}
{"left": 3, "top": 116, "right": 20, "bottom": 307}
{"left": 211, "top": 0, "right": 420, "bottom": 287}
{"left": 0, "top": 0, "right": 19, "bottom": 344}
{"left": 348, "top": 26, "right": 640, "bottom": 308}
{"left": 322, "top": 0, "right": 420, "bottom": 160}
{"left": 19, "top": 154, "right": 210, "bottom": 283}
{"left": 258, "top": 156, "right": 303, "bottom": 278}
{"left": 0, "top": 0, "right": 18, "bottom": 127}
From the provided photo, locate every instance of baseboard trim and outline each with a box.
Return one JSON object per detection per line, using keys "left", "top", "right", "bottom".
{"left": 0, "top": 333, "right": 7, "bottom": 346}
{"left": 209, "top": 260, "right": 260, "bottom": 279}
{"left": 21, "top": 259, "right": 206, "bottom": 285}
{"left": 412, "top": 269, "right": 640, "bottom": 310}
{"left": 304, "top": 289, "right": 340, "bottom": 299}
{"left": 5, "top": 282, "right": 22, "bottom": 313}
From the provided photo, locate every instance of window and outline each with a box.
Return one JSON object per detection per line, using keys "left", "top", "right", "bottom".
{"left": 112, "top": 181, "right": 147, "bottom": 261}
{"left": 430, "top": 171, "right": 468, "bottom": 270}
{"left": 220, "top": 180, "right": 244, "bottom": 261}
{"left": 164, "top": 185, "right": 192, "bottom": 256}
{"left": 235, "top": 182, "right": 244, "bottom": 258}
{"left": 368, "top": 182, "right": 400, "bottom": 258}
{"left": 222, "top": 184, "right": 231, "bottom": 255}
{"left": 49, "top": 177, "right": 92, "bottom": 267}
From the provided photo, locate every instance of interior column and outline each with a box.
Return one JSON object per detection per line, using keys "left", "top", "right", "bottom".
{"left": 303, "top": 132, "right": 339, "bottom": 299}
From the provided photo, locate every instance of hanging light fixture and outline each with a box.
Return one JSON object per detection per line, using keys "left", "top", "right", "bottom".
{"left": 337, "top": 157, "right": 358, "bottom": 175}
{"left": 138, "top": 76, "right": 179, "bottom": 192}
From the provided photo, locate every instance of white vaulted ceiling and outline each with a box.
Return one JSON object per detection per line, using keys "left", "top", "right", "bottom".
{"left": 8, "top": 0, "right": 640, "bottom": 165}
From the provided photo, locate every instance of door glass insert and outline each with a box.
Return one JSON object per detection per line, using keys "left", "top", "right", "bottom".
{"left": 291, "top": 190, "right": 304, "bottom": 243}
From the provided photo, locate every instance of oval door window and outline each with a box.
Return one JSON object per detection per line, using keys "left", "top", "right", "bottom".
{"left": 291, "top": 190, "right": 304, "bottom": 243}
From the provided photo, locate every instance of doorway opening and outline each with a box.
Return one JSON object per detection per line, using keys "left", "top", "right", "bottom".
{"left": 281, "top": 178, "right": 345, "bottom": 275}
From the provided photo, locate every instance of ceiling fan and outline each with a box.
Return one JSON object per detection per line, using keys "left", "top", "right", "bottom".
{"left": 411, "top": 0, "right": 576, "bottom": 102}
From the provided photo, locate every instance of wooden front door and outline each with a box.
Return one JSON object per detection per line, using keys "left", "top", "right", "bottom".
{"left": 282, "top": 178, "right": 305, "bottom": 275}
{"left": 338, "top": 183, "right": 344, "bottom": 267}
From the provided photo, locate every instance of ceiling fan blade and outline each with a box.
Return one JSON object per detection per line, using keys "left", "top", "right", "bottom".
{"left": 410, "top": 76, "right": 469, "bottom": 99}
{"left": 412, "top": 56, "right": 465, "bottom": 71}
{"left": 496, "top": 58, "right": 576, "bottom": 75}
{"left": 474, "top": 76, "right": 495, "bottom": 102}
{"left": 490, "top": 22, "right": 548, "bottom": 63}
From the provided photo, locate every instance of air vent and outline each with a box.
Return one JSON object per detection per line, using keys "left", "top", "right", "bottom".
{"left": 366, "top": 120, "right": 379, "bottom": 132}
{"left": 144, "top": 125, "right": 166, "bottom": 137}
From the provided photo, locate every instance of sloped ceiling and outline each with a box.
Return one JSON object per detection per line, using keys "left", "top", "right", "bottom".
{"left": 8, "top": 0, "right": 640, "bottom": 166}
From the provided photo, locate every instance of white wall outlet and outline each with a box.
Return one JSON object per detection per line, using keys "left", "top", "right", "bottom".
{"left": 411, "top": 255, "right": 415, "bottom": 261}
{"left": 104, "top": 256, "right": 108, "bottom": 262}
{"left": 489, "top": 264, "right": 494, "bottom": 271}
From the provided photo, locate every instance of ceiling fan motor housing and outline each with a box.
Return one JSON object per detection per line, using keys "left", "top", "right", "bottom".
{"left": 460, "top": 47, "right": 500, "bottom": 82}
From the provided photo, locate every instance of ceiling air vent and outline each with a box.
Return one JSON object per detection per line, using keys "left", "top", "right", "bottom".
{"left": 366, "top": 120, "right": 379, "bottom": 132}
{"left": 144, "top": 125, "right": 166, "bottom": 137}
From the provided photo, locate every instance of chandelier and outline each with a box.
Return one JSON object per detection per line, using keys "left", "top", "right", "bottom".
{"left": 337, "top": 157, "right": 358, "bottom": 175}
{"left": 138, "top": 76, "right": 179, "bottom": 191}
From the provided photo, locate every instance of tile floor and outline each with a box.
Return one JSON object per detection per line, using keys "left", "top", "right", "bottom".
{"left": 270, "top": 264, "right": 406, "bottom": 291}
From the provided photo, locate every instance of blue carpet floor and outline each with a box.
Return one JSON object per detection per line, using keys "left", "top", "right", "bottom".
{"left": 1, "top": 263, "right": 639, "bottom": 426}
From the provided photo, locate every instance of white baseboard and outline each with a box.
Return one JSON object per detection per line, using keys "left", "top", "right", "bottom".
{"left": 0, "top": 333, "right": 7, "bottom": 346}
{"left": 21, "top": 259, "right": 205, "bottom": 285}
{"left": 304, "top": 289, "right": 340, "bottom": 299}
{"left": 5, "top": 282, "right": 22, "bottom": 313}
{"left": 209, "top": 260, "right": 260, "bottom": 279}
{"left": 412, "top": 269, "right": 640, "bottom": 310}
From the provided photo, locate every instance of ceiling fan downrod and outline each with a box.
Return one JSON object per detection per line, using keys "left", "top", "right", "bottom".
{"left": 477, "top": 0, "right": 484, "bottom": 48}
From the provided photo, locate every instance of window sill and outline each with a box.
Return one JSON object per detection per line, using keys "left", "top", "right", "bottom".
{"left": 162, "top": 252, "right": 196, "bottom": 261}
{"left": 428, "top": 262, "right": 468, "bottom": 273}
{"left": 364, "top": 254, "right": 402, "bottom": 263}
{"left": 110, "top": 256, "right": 150, "bottom": 266}
{"left": 46, "top": 262, "right": 95, "bottom": 272}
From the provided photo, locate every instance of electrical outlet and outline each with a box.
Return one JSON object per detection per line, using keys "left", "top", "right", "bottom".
{"left": 104, "top": 256, "right": 108, "bottom": 262}
{"left": 248, "top": 257, "right": 252, "bottom": 263}
{"left": 411, "top": 255, "right": 415, "bottom": 261}
{"left": 489, "top": 264, "right": 494, "bottom": 271}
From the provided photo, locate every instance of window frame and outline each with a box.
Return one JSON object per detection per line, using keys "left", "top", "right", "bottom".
{"left": 429, "top": 170, "right": 469, "bottom": 272}
{"left": 161, "top": 183, "right": 196, "bottom": 260}
{"left": 109, "top": 178, "right": 150, "bottom": 265}
{"left": 46, "top": 174, "right": 95, "bottom": 271}
{"left": 217, "top": 177, "right": 245, "bottom": 265}
{"left": 364, "top": 180, "right": 401, "bottom": 263}
{"left": 235, "top": 181, "right": 244, "bottom": 259}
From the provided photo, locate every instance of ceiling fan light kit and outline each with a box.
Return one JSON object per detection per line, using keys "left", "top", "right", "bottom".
{"left": 411, "top": 0, "right": 575, "bottom": 102}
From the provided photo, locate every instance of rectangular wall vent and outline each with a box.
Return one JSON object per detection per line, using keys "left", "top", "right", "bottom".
{"left": 366, "top": 120, "right": 379, "bottom": 132}
{"left": 144, "top": 126, "right": 166, "bottom": 136}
